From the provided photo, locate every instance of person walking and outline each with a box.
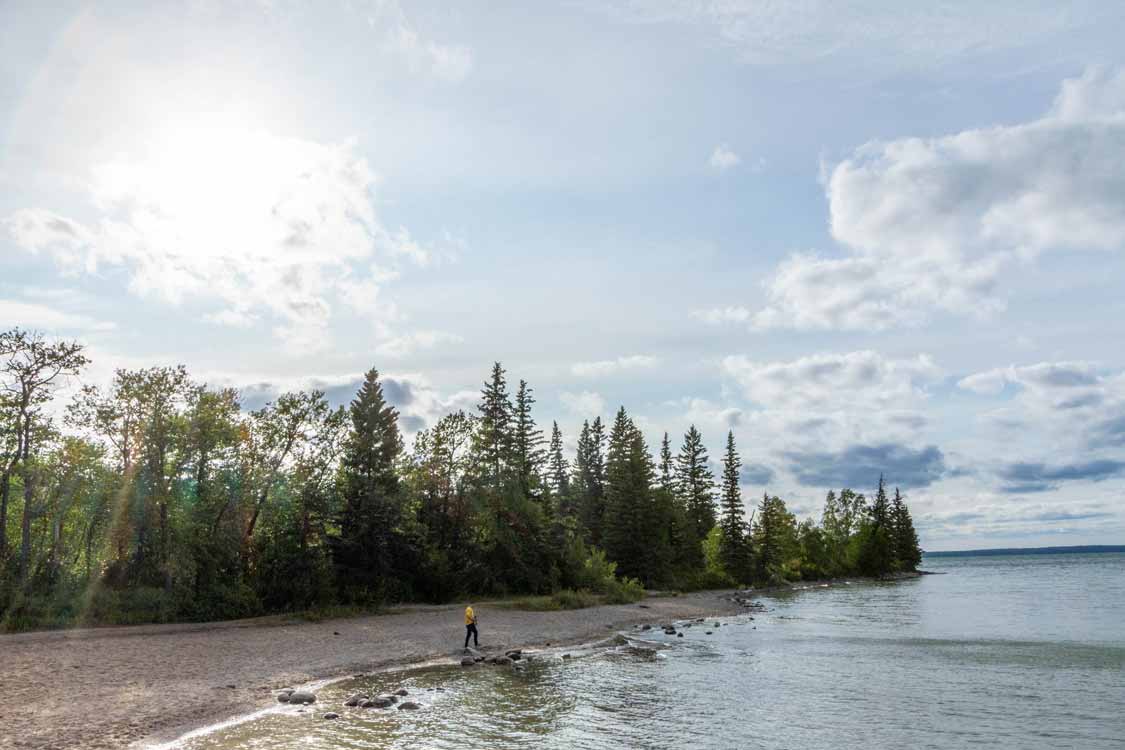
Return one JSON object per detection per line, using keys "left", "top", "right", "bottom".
{"left": 464, "top": 603, "right": 479, "bottom": 649}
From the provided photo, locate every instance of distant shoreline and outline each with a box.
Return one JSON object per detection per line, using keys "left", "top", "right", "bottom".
{"left": 925, "top": 545, "right": 1125, "bottom": 557}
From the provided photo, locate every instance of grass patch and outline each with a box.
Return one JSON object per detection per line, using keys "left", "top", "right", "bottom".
{"left": 499, "top": 582, "right": 645, "bottom": 612}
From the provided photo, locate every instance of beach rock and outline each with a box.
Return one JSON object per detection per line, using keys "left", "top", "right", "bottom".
{"left": 359, "top": 699, "right": 375, "bottom": 708}
{"left": 323, "top": 712, "right": 339, "bottom": 720}
{"left": 637, "top": 603, "right": 650, "bottom": 608}
{"left": 369, "top": 697, "right": 395, "bottom": 708}
{"left": 398, "top": 701, "right": 421, "bottom": 710}
{"left": 288, "top": 691, "right": 317, "bottom": 705}
{"left": 677, "top": 633, "right": 684, "bottom": 638}
{"left": 378, "top": 694, "right": 399, "bottom": 704}
{"left": 505, "top": 649, "right": 522, "bottom": 660}
{"left": 463, "top": 647, "right": 483, "bottom": 658}
{"left": 562, "top": 653, "right": 572, "bottom": 659}
{"left": 705, "top": 631, "right": 713, "bottom": 635}
{"left": 461, "top": 656, "right": 476, "bottom": 667}
{"left": 395, "top": 689, "right": 408, "bottom": 696}
{"left": 277, "top": 693, "right": 291, "bottom": 703}
{"left": 344, "top": 694, "right": 367, "bottom": 707}
{"left": 494, "top": 656, "right": 513, "bottom": 666}
{"left": 640, "top": 624, "right": 652, "bottom": 631}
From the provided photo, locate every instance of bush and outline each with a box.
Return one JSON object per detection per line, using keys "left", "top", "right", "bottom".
{"left": 602, "top": 576, "right": 645, "bottom": 604}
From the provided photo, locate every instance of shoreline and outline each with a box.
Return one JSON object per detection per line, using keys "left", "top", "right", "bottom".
{"left": 0, "top": 590, "right": 743, "bottom": 750}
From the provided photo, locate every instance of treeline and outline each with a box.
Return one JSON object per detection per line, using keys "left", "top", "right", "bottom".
{"left": 0, "top": 329, "right": 921, "bottom": 630}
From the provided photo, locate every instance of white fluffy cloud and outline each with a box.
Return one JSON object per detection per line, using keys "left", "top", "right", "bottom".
{"left": 750, "top": 67, "right": 1125, "bottom": 331}
{"left": 709, "top": 144, "right": 740, "bottom": 172}
{"left": 560, "top": 390, "right": 607, "bottom": 418}
{"left": 4, "top": 125, "right": 434, "bottom": 353}
{"left": 0, "top": 299, "right": 115, "bottom": 332}
{"left": 571, "top": 354, "right": 659, "bottom": 377}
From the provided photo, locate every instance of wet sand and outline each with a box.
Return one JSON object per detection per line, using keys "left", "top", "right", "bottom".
{"left": 0, "top": 592, "right": 739, "bottom": 749}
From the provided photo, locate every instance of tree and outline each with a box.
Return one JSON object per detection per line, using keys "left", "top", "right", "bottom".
{"left": 890, "top": 487, "right": 922, "bottom": 571}
{"left": 575, "top": 416, "right": 607, "bottom": 546}
{"left": 511, "top": 380, "right": 546, "bottom": 497}
{"left": 0, "top": 329, "right": 88, "bottom": 577}
{"left": 752, "top": 493, "right": 798, "bottom": 584}
{"left": 718, "top": 431, "right": 751, "bottom": 582}
{"left": 546, "top": 421, "right": 569, "bottom": 499}
{"left": 674, "top": 425, "right": 715, "bottom": 567}
{"left": 854, "top": 475, "right": 894, "bottom": 576}
{"left": 602, "top": 407, "right": 660, "bottom": 583}
{"left": 333, "top": 369, "right": 408, "bottom": 603}
{"left": 474, "top": 362, "right": 513, "bottom": 490}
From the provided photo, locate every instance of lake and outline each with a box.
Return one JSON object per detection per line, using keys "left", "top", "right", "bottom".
{"left": 176, "top": 552, "right": 1125, "bottom": 749}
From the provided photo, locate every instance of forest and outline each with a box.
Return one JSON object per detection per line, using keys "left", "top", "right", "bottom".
{"left": 0, "top": 328, "right": 922, "bottom": 631}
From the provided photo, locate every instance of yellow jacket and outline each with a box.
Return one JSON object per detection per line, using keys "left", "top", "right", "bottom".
{"left": 465, "top": 606, "right": 475, "bottom": 625}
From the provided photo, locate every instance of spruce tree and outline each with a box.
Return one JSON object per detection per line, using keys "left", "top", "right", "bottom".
{"left": 673, "top": 424, "right": 715, "bottom": 566}
{"left": 475, "top": 362, "right": 513, "bottom": 489}
{"left": 578, "top": 416, "right": 607, "bottom": 546}
{"left": 752, "top": 492, "right": 797, "bottom": 584}
{"left": 890, "top": 487, "right": 923, "bottom": 571}
{"left": 547, "top": 421, "right": 569, "bottom": 498}
{"left": 512, "top": 379, "right": 545, "bottom": 497}
{"left": 602, "top": 407, "right": 658, "bottom": 582}
{"left": 718, "top": 431, "right": 751, "bottom": 582}
{"left": 334, "top": 368, "right": 407, "bottom": 603}
{"left": 855, "top": 475, "right": 894, "bottom": 576}
{"left": 659, "top": 432, "right": 673, "bottom": 492}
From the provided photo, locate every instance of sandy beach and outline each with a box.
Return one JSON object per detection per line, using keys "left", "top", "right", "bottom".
{"left": 0, "top": 592, "right": 739, "bottom": 750}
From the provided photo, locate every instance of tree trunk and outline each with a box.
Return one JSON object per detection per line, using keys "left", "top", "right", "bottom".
{"left": 19, "top": 469, "right": 34, "bottom": 581}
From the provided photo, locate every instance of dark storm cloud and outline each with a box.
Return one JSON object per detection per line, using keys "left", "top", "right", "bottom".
{"left": 381, "top": 377, "right": 416, "bottom": 407}
{"left": 784, "top": 443, "right": 947, "bottom": 490}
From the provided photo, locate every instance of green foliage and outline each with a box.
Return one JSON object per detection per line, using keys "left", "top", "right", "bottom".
{"left": 0, "top": 333, "right": 928, "bottom": 630}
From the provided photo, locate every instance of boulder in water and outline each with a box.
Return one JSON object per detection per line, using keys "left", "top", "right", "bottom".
{"left": 640, "top": 624, "right": 652, "bottom": 631}
{"left": 288, "top": 691, "right": 317, "bottom": 705}
{"left": 344, "top": 694, "right": 367, "bottom": 707}
{"left": 461, "top": 656, "right": 476, "bottom": 667}
{"left": 494, "top": 656, "right": 513, "bottom": 666}
{"left": 398, "top": 701, "right": 421, "bottom": 710}
{"left": 395, "top": 689, "right": 408, "bottom": 696}
{"left": 370, "top": 697, "right": 395, "bottom": 708}
{"left": 323, "top": 712, "right": 339, "bottom": 720}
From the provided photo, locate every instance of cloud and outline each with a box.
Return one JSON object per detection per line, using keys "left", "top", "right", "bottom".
{"left": 367, "top": 0, "right": 473, "bottom": 83}
{"left": 691, "top": 306, "right": 751, "bottom": 325}
{"left": 709, "top": 144, "right": 740, "bottom": 172}
{"left": 740, "top": 462, "right": 775, "bottom": 486}
{"left": 0, "top": 299, "right": 115, "bottom": 332}
{"left": 998, "top": 459, "right": 1125, "bottom": 493}
{"left": 560, "top": 390, "right": 606, "bottom": 418}
{"left": 751, "top": 67, "right": 1125, "bottom": 331}
{"left": 374, "top": 330, "right": 464, "bottom": 359}
{"left": 722, "top": 350, "right": 940, "bottom": 411}
{"left": 784, "top": 443, "right": 948, "bottom": 490}
{"left": 571, "top": 354, "right": 659, "bottom": 377}
{"left": 4, "top": 124, "right": 438, "bottom": 354}
{"left": 599, "top": 2, "right": 1119, "bottom": 68}
{"left": 958, "top": 361, "right": 1100, "bottom": 395}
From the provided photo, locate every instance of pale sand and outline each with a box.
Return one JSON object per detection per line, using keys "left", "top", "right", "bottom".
{"left": 0, "top": 592, "right": 739, "bottom": 750}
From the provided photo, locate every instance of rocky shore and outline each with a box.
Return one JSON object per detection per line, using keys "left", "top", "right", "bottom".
{"left": 0, "top": 591, "right": 741, "bottom": 750}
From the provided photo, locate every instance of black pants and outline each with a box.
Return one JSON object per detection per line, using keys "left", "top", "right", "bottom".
{"left": 465, "top": 623, "right": 478, "bottom": 648}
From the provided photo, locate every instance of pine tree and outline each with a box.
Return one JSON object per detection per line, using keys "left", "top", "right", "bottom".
{"left": 752, "top": 492, "right": 797, "bottom": 584}
{"left": 890, "top": 487, "right": 922, "bottom": 571}
{"left": 674, "top": 425, "right": 715, "bottom": 566}
{"left": 577, "top": 416, "right": 607, "bottom": 546}
{"left": 602, "top": 407, "right": 659, "bottom": 582}
{"left": 855, "top": 475, "right": 894, "bottom": 576}
{"left": 547, "top": 421, "right": 569, "bottom": 498}
{"left": 475, "top": 362, "right": 513, "bottom": 489}
{"left": 511, "top": 379, "right": 545, "bottom": 497}
{"left": 659, "top": 432, "right": 673, "bottom": 492}
{"left": 333, "top": 368, "right": 408, "bottom": 603}
{"left": 718, "top": 431, "right": 751, "bottom": 582}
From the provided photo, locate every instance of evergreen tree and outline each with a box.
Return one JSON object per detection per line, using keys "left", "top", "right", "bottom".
{"left": 673, "top": 425, "right": 715, "bottom": 566}
{"left": 577, "top": 416, "right": 607, "bottom": 546}
{"left": 890, "top": 487, "right": 923, "bottom": 571}
{"left": 718, "top": 431, "right": 751, "bottom": 582}
{"left": 658, "top": 432, "right": 673, "bottom": 491}
{"left": 512, "top": 379, "right": 546, "bottom": 497}
{"left": 547, "top": 421, "right": 569, "bottom": 498}
{"left": 602, "top": 407, "right": 659, "bottom": 583}
{"left": 333, "top": 368, "right": 408, "bottom": 603}
{"left": 752, "top": 492, "right": 798, "bottom": 584}
{"left": 855, "top": 475, "right": 894, "bottom": 576}
{"left": 475, "top": 362, "right": 513, "bottom": 490}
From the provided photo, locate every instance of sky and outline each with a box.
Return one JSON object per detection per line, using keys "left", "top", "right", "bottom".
{"left": 3, "top": 1, "right": 1125, "bottom": 551}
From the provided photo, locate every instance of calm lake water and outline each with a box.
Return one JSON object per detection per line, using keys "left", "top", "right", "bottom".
{"left": 177, "top": 552, "right": 1125, "bottom": 750}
